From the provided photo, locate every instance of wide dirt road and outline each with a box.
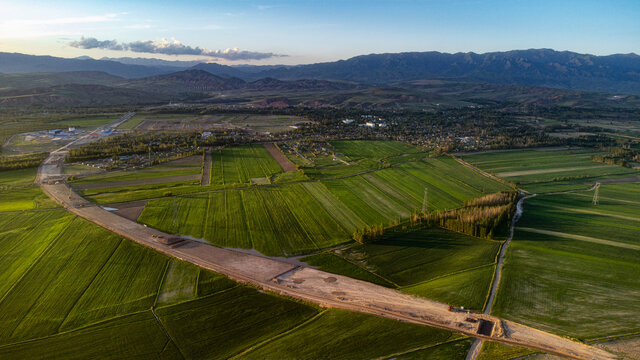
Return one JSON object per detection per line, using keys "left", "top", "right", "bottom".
{"left": 37, "top": 138, "right": 613, "bottom": 360}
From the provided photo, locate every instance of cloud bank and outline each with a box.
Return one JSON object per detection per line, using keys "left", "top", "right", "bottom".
{"left": 70, "top": 37, "right": 284, "bottom": 60}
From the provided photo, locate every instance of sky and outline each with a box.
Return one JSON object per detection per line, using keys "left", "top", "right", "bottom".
{"left": 0, "top": 0, "right": 638, "bottom": 65}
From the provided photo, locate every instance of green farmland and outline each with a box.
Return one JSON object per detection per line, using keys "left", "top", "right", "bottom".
{"left": 138, "top": 141, "right": 511, "bottom": 256}
{"left": 303, "top": 227, "right": 501, "bottom": 311}
{"left": 0, "top": 205, "right": 464, "bottom": 359}
{"left": 209, "top": 144, "right": 286, "bottom": 186}
{"left": 492, "top": 187, "right": 640, "bottom": 339}
{"left": 461, "top": 148, "right": 638, "bottom": 193}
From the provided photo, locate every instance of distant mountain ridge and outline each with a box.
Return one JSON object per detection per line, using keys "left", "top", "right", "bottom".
{"left": 0, "top": 52, "right": 172, "bottom": 78}
{"left": 1, "top": 49, "right": 639, "bottom": 94}
{"left": 256, "top": 49, "right": 640, "bottom": 94}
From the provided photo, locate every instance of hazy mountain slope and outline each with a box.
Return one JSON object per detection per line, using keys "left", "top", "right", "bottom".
{"left": 0, "top": 52, "right": 172, "bottom": 78}
{"left": 255, "top": 49, "right": 640, "bottom": 94}
{"left": 0, "top": 71, "right": 125, "bottom": 91}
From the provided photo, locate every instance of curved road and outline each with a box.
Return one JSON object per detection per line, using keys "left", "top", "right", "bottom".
{"left": 36, "top": 119, "right": 613, "bottom": 360}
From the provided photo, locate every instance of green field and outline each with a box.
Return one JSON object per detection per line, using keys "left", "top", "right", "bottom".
{"left": 210, "top": 144, "right": 285, "bottom": 186}
{"left": 0, "top": 168, "right": 58, "bottom": 211}
{"left": 461, "top": 148, "right": 638, "bottom": 193}
{"left": 0, "top": 205, "right": 464, "bottom": 359}
{"left": 139, "top": 144, "right": 510, "bottom": 257}
{"left": 491, "top": 185, "right": 640, "bottom": 340}
{"left": 303, "top": 227, "right": 501, "bottom": 311}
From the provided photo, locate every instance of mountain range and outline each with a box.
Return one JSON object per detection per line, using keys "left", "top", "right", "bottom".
{"left": 1, "top": 49, "right": 639, "bottom": 94}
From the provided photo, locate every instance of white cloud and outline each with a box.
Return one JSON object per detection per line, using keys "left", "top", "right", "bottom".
{"left": 69, "top": 37, "right": 286, "bottom": 60}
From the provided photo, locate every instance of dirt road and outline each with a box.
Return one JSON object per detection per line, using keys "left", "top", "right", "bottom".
{"left": 201, "top": 151, "right": 212, "bottom": 186}
{"left": 35, "top": 131, "right": 614, "bottom": 360}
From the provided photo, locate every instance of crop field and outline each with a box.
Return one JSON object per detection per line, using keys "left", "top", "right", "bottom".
{"left": 138, "top": 143, "right": 510, "bottom": 257}
{"left": 127, "top": 113, "right": 310, "bottom": 133}
{"left": 461, "top": 148, "right": 638, "bottom": 193}
{"left": 491, "top": 185, "right": 640, "bottom": 340}
{"left": 0, "top": 168, "right": 58, "bottom": 211}
{"left": 322, "top": 157, "right": 511, "bottom": 224}
{"left": 297, "top": 140, "right": 425, "bottom": 179}
{"left": 140, "top": 183, "right": 356, "bottom": 256}
{"left": 0, "top": 205, "right": 464, "bottom": 359}
{"left": 303, "top": 227, "right": 501, "bottom": 311}
{"left": 209, "top": 144, "right": 285, "bottom": 186}
{"left": 71, "top": 166, "right": 201, "bottom": 185}
{"left": 241, "top": 309, "right": 464, "bottom": 360}
{"left": 331, "top": 140, "right": 421, "bottom": 162}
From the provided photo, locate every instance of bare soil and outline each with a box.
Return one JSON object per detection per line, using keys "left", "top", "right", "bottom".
{"left": 264, "top": 143, "right": 297, "bottom": 172}
{"left": 106, "top": 200, "right": 148, "bottom": 221}
{"left": 201, "top": 152, "right": 211, "bottom": 186}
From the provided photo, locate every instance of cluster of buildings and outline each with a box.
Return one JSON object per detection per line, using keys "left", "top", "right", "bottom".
{"left": 342, "top": 115, "right": 389, "bottom": 128}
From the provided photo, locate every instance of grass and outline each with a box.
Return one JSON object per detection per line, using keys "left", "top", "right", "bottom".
{"left": 403, "top": 265, "right": 496, "bottom": 311}
{"left": 0, "top": 187, "right": 58, "bottom": 211}
{"left": 139, "top": 184, "right": 353, "bottom": 256}
{"left": 0, "top": 312, "right": 173, "bottom": 360}
{"left": 0, "top": 168, "right": 37, "bottom": 187}
{"left": 116, "top": 114, "right": 145, "bottom": 129}
{"left": 492, "top": 188, "right": 640, "bottom": 340}
{"left": 242, "top": 309, "right": 461, "bottom": 360}
{"left": 72, "top": 168, "right": 201, "bottom": 184}
{"left": 1, "top": 206, "right": 463, "bottom": 359}
{"left": 461, "top": 148, "right": 638, "bottom": 193}
{"left": 156, "top": 286, "right": 319, "bottom": 360}
{"left": 391, "top": 339, "right": 473, "bottom": 359}
{"left": 135, "top": 145, "right": 510, "bottom": 258}
{"left": 301, "top": 252, "right": 395, "bottom": 287}
{"left": 210, "top": 144, "right": 283, "bottom": 186}
{"left": 330, "top": 140, "right": 421, "bottom": 162}
{"left": 302, "top": 227, "right": 501, "bottom": 311}
{"left": 477, "top": 341, "right": 534, "bottom": 360}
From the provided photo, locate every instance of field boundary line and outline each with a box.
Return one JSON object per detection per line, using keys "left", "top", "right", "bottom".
{"left": 279, "top": 186, "right": 324, "bottom": 250}
{"left": 376, "top": 336, "right": 469, "bottom": 360}
{"left": 57, "top": 238, "right": 125, "bottom": 332}
{"left": 0, "top": 309, "right": 151, "bottom": 350}
{"left": 398, "top": 263, "right": 496, "bottom": 291}
{"left": 150, "top": 307, "right": 186, "bottom": 360}
{"left": 0, "top": 215, "right": 73, "bottom": 306}
{"left": 330, "top": 251, "right": 400, "bottom": 288}
{"left": 517, "top": 227, "right": 640, "bottom": 251}
{"left": 587, "top": 331, "right": 640, "bottom": 344}
{"left": 515, "top": 242, "right": 640, "bottom": 268}
{"left": 153, "top": 260, "right": 172, "bottom": 308}
{"left": 194, "top": 268, "right": 201, "bottom": 297}
{"left": 228, "top": 309, "right": 328, "bottom": 360}
{"left": 154, "top": 285, "right": 240, "bottom": 311}
{"left": 542, "top": 204, "right": 640, "bottom": 222}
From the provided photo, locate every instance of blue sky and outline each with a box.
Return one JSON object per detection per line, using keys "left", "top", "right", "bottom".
{"left": 0, "top": 0, "right": 638, "bottom": 64}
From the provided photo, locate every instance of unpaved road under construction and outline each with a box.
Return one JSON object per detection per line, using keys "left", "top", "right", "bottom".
{"left": 37, "top": 119, "right": 614, "bottom": 360}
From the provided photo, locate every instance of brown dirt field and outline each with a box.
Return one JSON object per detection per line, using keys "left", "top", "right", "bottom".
{"left": 264, "top": 143, "right": 297, "bottom": 172}
{"left": 72, "top": 174, "right": 200, "bottom": 190}
{"left": 201, "top": 152, "right": 211, "bottom": 186}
